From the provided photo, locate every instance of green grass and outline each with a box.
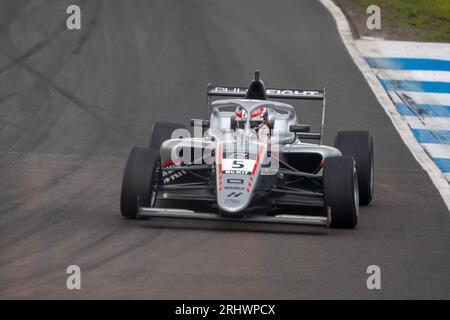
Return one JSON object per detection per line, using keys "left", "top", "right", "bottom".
{"left": 355, "top": 0, "right": 450, "bottom": 41}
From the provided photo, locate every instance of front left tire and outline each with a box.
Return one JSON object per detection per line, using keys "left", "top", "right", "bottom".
{"left": 335, "top": 130, "right": 374, "bottom": 205}
{"left": 324, "top": 156, "right": 359, "bottom": 229}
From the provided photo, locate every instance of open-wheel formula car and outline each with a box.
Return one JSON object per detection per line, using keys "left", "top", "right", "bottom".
{"left": 120, "top": 71, "right": 374, "bottom": 228}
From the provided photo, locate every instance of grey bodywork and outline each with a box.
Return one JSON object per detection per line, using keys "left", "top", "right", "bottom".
{"left": 159, "top": 99, "right": 341, "bottom": 214}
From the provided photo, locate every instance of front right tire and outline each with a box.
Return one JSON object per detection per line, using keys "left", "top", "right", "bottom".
{"left": 120, "top": 146, "right": 160, "bottom": 219}
{"left": 149, "top": 121, "right": 187, "bottom": 149}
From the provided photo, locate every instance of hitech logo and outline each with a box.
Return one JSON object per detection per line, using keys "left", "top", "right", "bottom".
{"left": 227, "top": 192, "right": 243, "bottom": 198}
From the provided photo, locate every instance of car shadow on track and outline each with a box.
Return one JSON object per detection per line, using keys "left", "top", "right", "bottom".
{"left": 131, "top": 218, "right": 327, "bottom": 236}
{"left": 128, "top": 200, "right": 330, "bottom": 235}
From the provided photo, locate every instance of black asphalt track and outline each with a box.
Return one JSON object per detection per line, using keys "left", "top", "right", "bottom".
{"left": 0, "top": 0, "right": 449, "bottom": 299}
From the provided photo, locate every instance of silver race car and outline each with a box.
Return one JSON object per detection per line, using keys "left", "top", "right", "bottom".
{"left": 120, "top": 71, "right": 374, "bottom": 228}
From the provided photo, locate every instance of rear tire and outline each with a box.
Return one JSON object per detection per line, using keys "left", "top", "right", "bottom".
{"left": 120, "top": 146, "right": 160, "bottom": 219}
{"left": 324, "top": 156, "right": 359, "bottom": 229}
{"left": 149, "top": 121, "right": 187, "bottom": 149}
{"left": 335, "top": 130, "right": 374, "bottom": 205}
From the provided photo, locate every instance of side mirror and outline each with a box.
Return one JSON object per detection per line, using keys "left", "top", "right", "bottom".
{"left": 269, "top": 118, "right": 275, "bottom": 130}
{"left": 190, "top": 119, "right": 210, "bottom": 129}
{"left": 290, "top": 124, "right": 310, "bottom": 133}
{"left": 230, "top": 115, "right": 237, "bottom": 130}
{"left": 297, "top": 132, "right": 321, "bottom": 140}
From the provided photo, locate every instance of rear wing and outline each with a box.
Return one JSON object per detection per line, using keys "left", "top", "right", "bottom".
{"left": 204, "top": 72, "right": 327, "bottom": 144}
{"left": 207, "top": 85, "right": 324, "bottom": 101}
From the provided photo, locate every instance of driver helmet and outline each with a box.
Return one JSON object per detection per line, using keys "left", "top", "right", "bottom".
{"left": 235, "top": 106, "right": 270, "bottom": 129}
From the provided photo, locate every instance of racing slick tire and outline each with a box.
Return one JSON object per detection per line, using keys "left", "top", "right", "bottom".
{"left": 149, "top": 121, "right": 187, "bottom": 149}
{"left": 324, "top": 156, "right": 359, "bottom": 229}
{"left": 120, "top": 146, "right": 160, "bottom": 219}
{"left": 334, "top": 130, "right": 374, "bottom": 205}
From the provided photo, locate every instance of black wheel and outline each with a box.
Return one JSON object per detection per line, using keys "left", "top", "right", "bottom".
{"left": 120, "top": 146, "right": 160, "bottom": 219}
{"left": 149, "top": 121, "right": 187, "bottom": 149}
{"left": 324, "top": 156, "right": 359, "bottom": 229}
{"left": 334, "top": 130, "right": 374, "bottom": 205}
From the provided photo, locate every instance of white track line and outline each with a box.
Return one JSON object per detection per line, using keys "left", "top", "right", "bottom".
{"left": 389, "top": 92, "right": 450, "bottom": 106}
{"left": 422, "top": 144, "right": 450, "bottom": 159}
{"left": 319, "top": 0, "right": 450, "bottom": 210}
{"left": 376, "top": 70, "right": 450, "bottom": 83}
{"left": 357, "top": 39, "right": 450, "bottom": 59}
{"left": 403, "top": 116, "right": 450, "bottom": 130}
